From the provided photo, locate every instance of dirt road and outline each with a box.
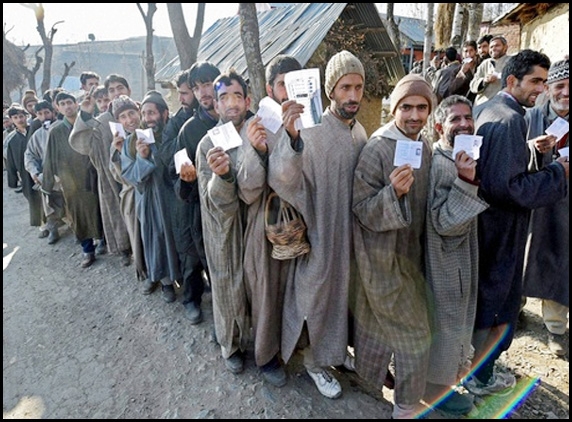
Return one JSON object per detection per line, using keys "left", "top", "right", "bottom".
{"left": 3, "top": 176, "right": 568, "bottom": 419}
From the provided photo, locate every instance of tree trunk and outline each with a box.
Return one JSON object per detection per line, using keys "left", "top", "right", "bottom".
{"left": 386, "top": 3, "right": 402, "bottom": 52}
{"left": 167, "top": 3, "right": 205, "bottom": 71}
{"left": 57, "top": 61, "right": 76, "bottom": 88}
{"left": 450, "top": 3, "right": 466, "bottom": 50}
{"left": 137, "top": 3, "right": 157, "bottom": 92}
{"left": 434, "top": 3, "right": 456, "bottom": 50}
{"left": 423, "top": 3, "right": 435, "bottom": 75}
{"left": 238, "top": 3, "right": 265, "bottom": 112}
{"left": 467, "top": 3, "right": 484, "bottom": 42}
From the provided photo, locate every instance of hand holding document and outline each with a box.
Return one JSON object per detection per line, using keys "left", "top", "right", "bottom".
{"left": 207, "top": 121, "right": 243, "bottom": 151}
{"left": 284, "top": 68, "right": 323, "bottom": 131}
{"left": 394, "top": 140, "right": 423, "bottom": 169}
{"left": 558, "top": 146, "right": 569, "bottom": 159}
{"left": 135, "top": 128, "right": 155, "bottom": 144}
{"left": 545, "top": 117, "right": 569, "bottom": 140}
{"left": 257, "top": 96, "right": 283, "bottom": 134}
{"left": 453, "top": 134, "right": 483, "bottom": 160}
{"left": 174, "top": 148, "right": 192, "bottom": 174}
{"left": 109, "top": 121, "right": 126, "bottom": 138}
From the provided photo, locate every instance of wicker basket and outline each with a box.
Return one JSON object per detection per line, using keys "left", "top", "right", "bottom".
{"left": 264, "top": 192, "right": 310, "bottom": 260}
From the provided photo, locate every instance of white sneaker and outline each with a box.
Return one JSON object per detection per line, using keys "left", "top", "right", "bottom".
{"left": 306, "top": 368, "right": 342, "bottom": 399}
{"left": 464, "top": 372, "right": 516, "bottom": 396}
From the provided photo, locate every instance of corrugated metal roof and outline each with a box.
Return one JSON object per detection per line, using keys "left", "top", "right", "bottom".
{"left": 379, "top": 13, "right": 427, "bottom": 47}
{"left": 156, "top": 3, "right": 404, "bottom": 85}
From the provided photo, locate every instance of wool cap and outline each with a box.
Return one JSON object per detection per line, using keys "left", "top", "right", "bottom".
{"left": 22, "top": 90, "right": 39, "bottom": 108}
{"left": 7, "top": 105, "right": 28, "bottom": 117}
{"left": 390, "top": 74, "right": 435, "bottom": 115}
{"left": 324, "top": 50, "right": 365, "bottom": 96}
{"left": 141, "top": 90, "right": 168, "bottom": 111}
{"left": 112, "top": 95, "right": 139, "bottom": 119}
{"left": 547, "top": 58, "right": 569, "bottom": 84}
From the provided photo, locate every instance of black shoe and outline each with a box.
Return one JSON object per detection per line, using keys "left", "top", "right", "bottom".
{"left": 225, "top": 351, "right": 245, "bottom": 374}
{"left": 142, "top": 280, "right": 159, "bottom": 295}
{"left": 120, "top": 251, "right": 131, "bottom": 266}
{"left": 517, "top": 310, "right": 528, "bottom": 330}
{"left": 47, "top": 229, "right": 60, "bottom": 245}
{"left": 162, "top": 285, "right": 176, "bottom": 303}
{"left": 14, "top": 187, "right": 23, "bottom": 193}
{"left": 80, "top": 252, "right": 96, "bottom": 268}
{"left": 261, "top": 356, "right": 287, "bottom": 387}
{"left": 184, "top": 301, "right": 203, "bottom": 324}
{"left": 432, "top": 390, "right": 474, "bottom": 415}
{"left": 38, "top": 229, "right": 49, "bottom": 238}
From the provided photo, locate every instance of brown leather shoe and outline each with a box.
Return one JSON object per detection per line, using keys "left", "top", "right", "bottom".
{"left": 80, "top": 253, "right": 96, "bottom": 268}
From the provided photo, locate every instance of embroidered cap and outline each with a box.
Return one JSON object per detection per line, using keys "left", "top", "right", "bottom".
{"left": 547, "top": 58, "right": 569, "bottom": 84}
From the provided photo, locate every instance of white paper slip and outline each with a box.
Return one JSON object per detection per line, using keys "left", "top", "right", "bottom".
{"left": 208, "top": 121, "right": 243, "bottom": 151}
{"left": 558, "top": 146, "right": 569, "bottom": 158}
{"left": 545, "top": 117, "right": 569, "bottom": 140}
{"left": 257, "top": 96, "right": 283, "bottom": 134}
{"left": 109, "top": 121, "right": 126, "bottom": 138}
{"left": 135, "top": 128, "right": 155, "bottom": 144}
{"left": 284, "top": 68, "right": 323, "bottom": 130}
{"left": 394, "top": 140, "right": 423, "bottom": 169}
{"left": 453, "top": 134, "right": 483, "bottom": 160}
{"left": 174, "top": 148, "right": 192, "bottom": 174}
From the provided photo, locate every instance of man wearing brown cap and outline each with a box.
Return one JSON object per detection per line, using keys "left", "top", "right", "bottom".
{"left": 522, "top": 57, "right": 569, "bottom": 357}
{"left": 268, "top": 50, "right": 368, "bottom": 399}
{"left": 352, "top": 74, "right": 435, "bottom": 419}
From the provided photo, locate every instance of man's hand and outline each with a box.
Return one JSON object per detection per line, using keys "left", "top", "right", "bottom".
{"left": 80, "top": 85, "right": 97, "bottom": 115}
{"left": 530, "top": 134, "right": 557, "bottom": 154}
{"left": 206, "top": 146, "right": 231, "bottom": 177}
{"left": 135, "top": 139, "right": 150, "bottom": 159}
{"left": 282, "top": 100, "right": 304, "bottom": 140}
{"left": 180, "top": 162, "right": 197, "bottom": 183}
{"left": 455, "top": 150, "right": 477, "bottom": 182}
{"left": 112, "top": 133, "right": 124, "bottom": 152}
{"left": 246, "top": 116, "right": 268, "bottom": 154}
{"left": 390, "top": 164, "right": 414, "bottom": 198}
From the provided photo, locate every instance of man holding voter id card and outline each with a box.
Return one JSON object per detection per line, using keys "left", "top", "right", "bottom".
{"left": 351, "top": 74, "right": 435, "bottom": 419}
{"left": 522, "top": 57, "right": 569, "bottom": 357}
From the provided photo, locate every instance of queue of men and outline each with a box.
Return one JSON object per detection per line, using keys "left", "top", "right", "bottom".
{"left": 3, "top": 43, "right": 569, "bottom": 419}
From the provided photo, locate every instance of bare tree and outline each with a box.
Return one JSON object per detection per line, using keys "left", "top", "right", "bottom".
{"left": 136, "top": 3, "right": 157, "bottom": 92}
{"left": 386, "top": 3, "right": 402, "bottom": 52}
{"left": 167, "top": 3, "right": 205, "bottom": 70}
{"left": 24, "top": 45, "right": 44, "bottom": 92}
{"left": 3, "top": 26, "right": 27, "bottom": 101}
{"left": 20, "top": 3, "right": 62, "bottom": 94}
{"left": 238, "top": 3, "right": 265, "bottom": 111}
{"left": 57, "top": 60, "right": 76, "bottom": 88}
{"left": 434, "top": 3, "right": 456, "bottom": 50}
{"left": 450, "top": 4, "right": 466, "bottom": 50}
{"left": 466, "top": 3, "right": 485, "bottom": 42}
{"left": 422, "top": 3, "right": 435, "bottom": 74}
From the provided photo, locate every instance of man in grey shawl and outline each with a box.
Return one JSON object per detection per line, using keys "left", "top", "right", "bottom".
{"left": 522, "top": 57, "right": 569, "bottom": 357}
{"left": 69, "top": 74, "right": 133, "bottom": 267}
{"left": 196, "top": 69, "right": 253, "bottom": 374}
{"left": 268, "top": 50, "right": 368, "bottom": 399}
{"left": 239, "top": 55, "right": 302, "bottom": 387}
{"left": 424, "top": 95, "right": 488, "bottom": 416}
{"left": 352, "top": 74, "right": 434, "bottom": 419}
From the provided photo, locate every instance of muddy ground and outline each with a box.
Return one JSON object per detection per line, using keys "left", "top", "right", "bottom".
{"left": 3, "top": 177, "right": 569, "bottom": 419}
